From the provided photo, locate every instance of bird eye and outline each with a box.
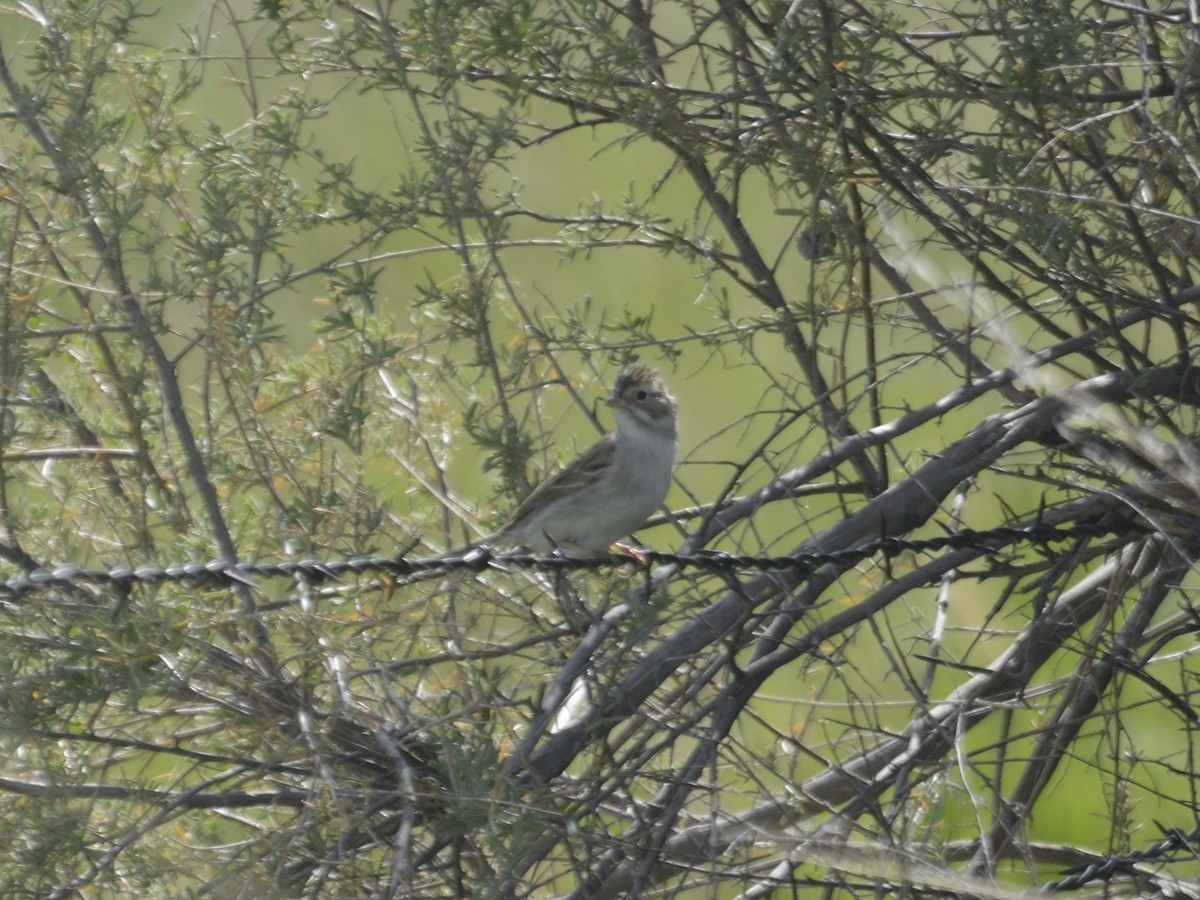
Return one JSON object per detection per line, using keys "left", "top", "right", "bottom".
{"left": 635, "top": 389, "right": 649, "bottom": 400}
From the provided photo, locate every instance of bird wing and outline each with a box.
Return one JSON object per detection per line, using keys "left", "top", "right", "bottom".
{"left": 502, "top": 434, "right": 616, "bottom": 529}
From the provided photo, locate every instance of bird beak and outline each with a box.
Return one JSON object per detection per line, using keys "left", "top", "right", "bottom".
{"left": 607, "top": 394, "right": 626, "bottom": 410}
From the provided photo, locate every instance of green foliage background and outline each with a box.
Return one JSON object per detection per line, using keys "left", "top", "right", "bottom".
{"left": 0, "top": 0, "right": 1198, "bottom": 896}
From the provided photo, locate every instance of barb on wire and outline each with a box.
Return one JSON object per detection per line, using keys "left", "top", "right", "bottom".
{"left": 0, "top": 518, "right": 1148, "bottom": 603}
{"left": 1044, "top": 825, "right": 1200, "bottom": 891}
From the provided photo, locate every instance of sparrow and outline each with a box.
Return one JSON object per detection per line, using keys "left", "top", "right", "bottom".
{"left": 484, "top": 364, "right": 678, "bottom": 553}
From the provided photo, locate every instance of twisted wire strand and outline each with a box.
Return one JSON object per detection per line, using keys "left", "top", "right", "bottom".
{"left": 0, "top": 519, "right": 1144, "bottom": 602}
{"left": 1044, "top": 825, "right": 1200, "bottom": 891}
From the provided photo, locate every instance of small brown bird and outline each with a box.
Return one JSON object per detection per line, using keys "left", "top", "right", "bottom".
{"left": 484, "top": 364, "right": 678, "bottom": 552}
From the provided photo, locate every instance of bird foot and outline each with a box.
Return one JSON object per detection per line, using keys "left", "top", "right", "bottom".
{"left": 609, "top": 541, "right": 651, "bottom": 565}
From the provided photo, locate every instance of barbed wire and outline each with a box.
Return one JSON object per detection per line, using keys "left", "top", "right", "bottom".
{"left": 1044, "top": 825, "right": 1200, "bottom": 891}
{"left": 0, "top": 518, "right": 1147, "bottom": 603}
